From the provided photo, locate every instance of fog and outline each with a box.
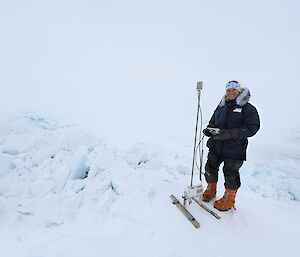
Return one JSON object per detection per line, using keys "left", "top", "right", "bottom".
{"left": 0, "top": 0, "right": 299, "bottom": 125}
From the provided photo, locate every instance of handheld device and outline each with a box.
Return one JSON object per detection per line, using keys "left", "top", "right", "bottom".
{"left": 207, "top": 127, "right": 221, "bottom": 135}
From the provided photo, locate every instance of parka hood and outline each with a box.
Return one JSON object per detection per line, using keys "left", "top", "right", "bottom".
{"left": 219, "top": 88, "right": 250, "bottom": 107}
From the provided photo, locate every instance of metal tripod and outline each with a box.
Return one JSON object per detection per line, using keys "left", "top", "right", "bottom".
{"left": 183, "top": 82, "right": 205, "bottom": 205}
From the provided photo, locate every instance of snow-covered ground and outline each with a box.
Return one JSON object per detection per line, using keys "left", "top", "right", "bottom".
{"left": 0, "top": 113, "right": 299, "bottom": 257}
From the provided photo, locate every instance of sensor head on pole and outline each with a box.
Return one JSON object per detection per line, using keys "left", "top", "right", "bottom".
{"left": 197, "top": 82, "right": 203, "bottom": 91}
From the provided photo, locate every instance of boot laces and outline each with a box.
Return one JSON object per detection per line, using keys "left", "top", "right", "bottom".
{"left": 223, "top": 190, "right": 236, "bottom": 209}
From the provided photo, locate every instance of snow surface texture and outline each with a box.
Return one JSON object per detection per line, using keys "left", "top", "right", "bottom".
{"left": 0, "top": 113, "right": 299, "bottom": 257}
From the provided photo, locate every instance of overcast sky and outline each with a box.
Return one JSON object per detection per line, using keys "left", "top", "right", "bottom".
{"left": 0, "top": 0, "right": 299, "bottom": 125}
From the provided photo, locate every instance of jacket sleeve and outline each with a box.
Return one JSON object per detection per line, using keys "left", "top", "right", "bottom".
{"left": 208, "top": 107, "right": 218, "bottom": 127}
{"left": 239, "top": 104, "right": 260, "bottom": 139}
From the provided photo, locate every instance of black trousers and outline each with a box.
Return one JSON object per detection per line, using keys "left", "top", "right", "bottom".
{"left": 204, "top": 152, "right": 244, "bottom": 190}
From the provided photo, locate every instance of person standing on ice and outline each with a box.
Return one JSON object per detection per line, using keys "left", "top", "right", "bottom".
{"left": 202, "top": 81, "right": 260, "bottom": 211}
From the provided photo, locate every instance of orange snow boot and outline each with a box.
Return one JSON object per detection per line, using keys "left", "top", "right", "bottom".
{"left": 214, "top": 188, "right": 237, "bottom": 211}
{"left": 202, "top": 183, "right": 217, "bottom": 202}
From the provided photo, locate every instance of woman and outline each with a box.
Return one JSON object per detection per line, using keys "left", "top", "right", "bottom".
{"left": 202, "top": 81, "right": 260, "bottom": 211}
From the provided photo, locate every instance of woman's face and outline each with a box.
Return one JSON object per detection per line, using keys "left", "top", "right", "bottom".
{"left": 226, "top": 88, "right": 240, "bottom": 100}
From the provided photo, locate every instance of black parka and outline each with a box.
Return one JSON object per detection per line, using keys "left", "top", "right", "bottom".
{"left": 207, "top": 88, "right": 260, "bottom": 160}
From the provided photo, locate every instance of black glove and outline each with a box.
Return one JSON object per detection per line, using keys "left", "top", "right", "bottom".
{"left": 213, "top": 128, "right": 240, "bottom": 141}
{"left": 203, "top": 128, "right": 213, "bottom": 137}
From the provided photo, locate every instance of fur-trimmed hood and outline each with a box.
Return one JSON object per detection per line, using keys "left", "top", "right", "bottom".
{"left": 219, "top": 88, "right": 251, "bottom": 107}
